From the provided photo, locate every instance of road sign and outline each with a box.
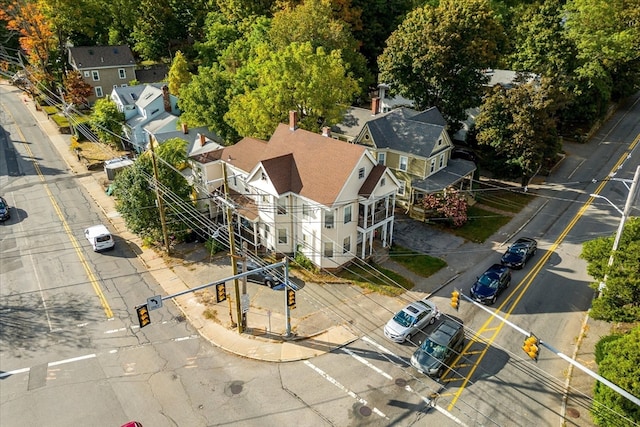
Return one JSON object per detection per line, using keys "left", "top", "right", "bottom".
{"left": 147, "top": 295, "right": 163, "bottom": 310}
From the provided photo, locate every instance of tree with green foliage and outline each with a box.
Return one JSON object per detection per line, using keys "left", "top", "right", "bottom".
{"left": 89, "top": 98, "right": 125, "bottom": 147}
{"left": 592, "top": 326, "right": 640, "bottom": 426}
{"left": 269, "top": 0, "right": 371, "bottom": 91}
{"left": 41, "top": 0, "right": 112, "bottom": 46}
{"left": 179, "top": 63, "right": 239, "bottom": 144}
{"left": 475, "top": 79, "right": 562, "bottom": 185}
{"left": 168, "top": 51, "right": 192, "bottom": 97}
{"left": 378, "top": 0, "right": 504, "bottom": 129}
{"left": 581, "top": 217, "right": 640, "bottom": 322}
{"left": 563, "top": 0, "right": 640, "bottom": 121}
{"left": 113, "top": 138, "right": 192, "bottom": 243}
{"left": 225, "top": 41, "right": 360, "bottom": 139}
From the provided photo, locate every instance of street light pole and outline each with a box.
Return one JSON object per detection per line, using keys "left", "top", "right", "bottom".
{"left": 591, "top": 165, "right": 640, "bottom": 294}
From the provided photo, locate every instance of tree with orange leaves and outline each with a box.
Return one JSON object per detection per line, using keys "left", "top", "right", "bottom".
{"left": 0, "top": 0, "right": 57, "bottom": 91}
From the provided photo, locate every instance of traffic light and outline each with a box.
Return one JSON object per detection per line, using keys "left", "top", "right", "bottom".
{"left": 136, "top": 304, "right": 151, "bottom": 328}
{"left": 522, "top": 334, "right": 540, "bottom": 361}
{"left": 216, "top": 283, "right": 227, "bottom": 303}
{"left": 287, "top": 288, "right": 296, "bottom": 309}
{"left": 451, "top": 290, "right": 460, "bottom": 311}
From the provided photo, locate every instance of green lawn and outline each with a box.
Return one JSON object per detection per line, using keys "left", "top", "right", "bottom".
{"left": 440, "top": 205, "right": 512, "bottom": 243}
{"left": 476, "top": 189, "right": 534, "bottom": 213}
{"left": 338, "top": 263, "right": 414, "bottom": 296}
{"left": 389, "top": 245, "right": 446, "bottom": 276}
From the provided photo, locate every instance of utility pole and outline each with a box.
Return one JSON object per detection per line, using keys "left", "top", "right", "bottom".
{"left": 222, "top": 163, "right": 243, "bottom": 333}
{"left": 149, "top": 135, "right": 171, "bottom": 254}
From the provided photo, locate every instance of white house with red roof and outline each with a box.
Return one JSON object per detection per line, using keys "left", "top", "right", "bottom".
{"left": 189, "top": 112, "right": 400, "bottom": 270}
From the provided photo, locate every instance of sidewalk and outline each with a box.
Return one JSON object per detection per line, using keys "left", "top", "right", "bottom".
{"left": 16, "top": 86, "right": 607, "bottom": 414}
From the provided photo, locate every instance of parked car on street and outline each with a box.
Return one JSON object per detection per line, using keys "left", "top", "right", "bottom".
{"left": 0, "top": 196, "right": 10, "bottom": 222}
{"left": 411, "top": 316, "right": 465, "bottom": 377}
{"left": 236, "top": 259, "right": 283, "bottom": 289}
{"left": 501, "top": 237, "right": 537, "bottom": 269}
{"left": 470, "top": 264, "right": 511, "bottom": 305}
{"left": 384, "top": 298, "right": 440, "bottom": 343}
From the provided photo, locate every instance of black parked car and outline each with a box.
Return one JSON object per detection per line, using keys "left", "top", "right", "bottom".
{"left": 0, "top": 196, "right": 10, "bottom": 222}
{"left": 470, "top": 264, "right": 511, "bottom": 305}
{"left": 501, "top": 237, "right": 537, "bottom": 269}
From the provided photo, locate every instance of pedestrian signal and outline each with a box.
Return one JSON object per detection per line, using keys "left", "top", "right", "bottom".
{"left": 216, "top": 283, "right": 227, "bottom": 303}
{"left": 451, "top": 290, "right": 460, "bottom": 311}
{"left": 287, "top": 289, "right": 296, "bottom": 309}
{"left": 522, "top": 334, "right": 539, "bottom": 361}
{"left": 136, "top": 304, "right": 151, "bottom": 328}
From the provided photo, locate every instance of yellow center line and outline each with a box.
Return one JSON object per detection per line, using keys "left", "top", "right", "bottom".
{"left": 13, "top": 115, "right": 113, "bottom": 319}
{"left": 446, "top": 133, "right": 639, "bottom": 410}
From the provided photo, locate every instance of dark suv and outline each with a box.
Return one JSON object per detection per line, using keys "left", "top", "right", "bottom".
{"left": 470, "top": 264, "right": 511, "bottom": 305}
{"left": 411, "top": 316, "right": 465, "bottom": 377}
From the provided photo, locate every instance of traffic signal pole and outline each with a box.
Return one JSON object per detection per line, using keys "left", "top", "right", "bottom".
{"left": 459, "top": 292, "right": 640, "bottom": 407}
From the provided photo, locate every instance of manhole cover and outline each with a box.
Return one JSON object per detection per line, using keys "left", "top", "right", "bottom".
{"left": 359, "top": 406, "right": 372, "bottom": 417}
{"left": 566, "top": 407, "right": 580, "bottom": 418}
{"left": 230, "top": 383, "right": 243, "bottom": 394}
{"left": 395, "top": 378, "right": 407, "bottom": 387}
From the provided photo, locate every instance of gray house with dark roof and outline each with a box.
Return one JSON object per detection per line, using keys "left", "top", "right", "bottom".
{"left": 351, "top": 106, "right": 476, "bottom": 219}
{"left": 68, "top": 45, "right": 136, "bottom": 104}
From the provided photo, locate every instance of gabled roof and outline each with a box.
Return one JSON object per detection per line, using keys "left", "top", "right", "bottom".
{"left": 412, "top": 158, "right": 476, "bottom": 193}
{"left": 68, "top": 45, "right": 135, "bottom": 69}
{"left": 112, "top": 83, "right": 165, "bottom": 108}
{"left": 364, "top": 107, "right": 447, "bottom": 158}
{"left": 330, "top": 106, "right": 375, "bottom": 140}
{"left": 196, "top": 124, "right": 368, "bottom": 207}
{"left": 358, "top": 164, "right": 386, "bottom": 198}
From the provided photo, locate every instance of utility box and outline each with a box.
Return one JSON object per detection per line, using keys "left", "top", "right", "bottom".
{"left": 104, "top": 157, "right": 134, "bottom": 180}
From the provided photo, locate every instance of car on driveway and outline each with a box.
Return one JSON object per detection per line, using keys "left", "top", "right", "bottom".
{"left": 0, "top": 196, "right": 10, "bottom": 222}
{"left": 384, "top": 298, "right": 440, "bottom": 343}
{"left": 236, "top": 259, "right": 283, "bottom": 289}
{"left": 470, "top": 264, "right": 511, "bottom": 305}
{"left": 501, "top": 237, "right": 537, "bottom": 269}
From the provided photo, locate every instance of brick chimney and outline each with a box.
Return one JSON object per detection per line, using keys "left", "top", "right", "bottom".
{"left": 162, "top": 85, "right": 171, "bottom": 113}
{"left": 199, "top": 133, "right": 206, "bottom": 146}
{"left": 322, "top": 126, "right": 331, "bottom": 137}
{"left": 181, "top": 123, "right": 188, "bottom": 134}
{"left": 371, "top": 97, "right": 380, "bottom": 115}
{"left": 289, "top": 110, "right": 298, "bottom": 131}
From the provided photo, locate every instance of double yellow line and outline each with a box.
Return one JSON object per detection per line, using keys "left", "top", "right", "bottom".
{"left": 12, "top": 110, "right": 114, "bottom": 319}
{"left": 446, "top": 132, "right": 640, "bottom": 410}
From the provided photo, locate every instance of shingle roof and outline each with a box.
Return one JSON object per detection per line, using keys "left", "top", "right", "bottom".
{"left": 365, "top": 107, "right": 447, "bottom": 158}
{"left": 69, "top": 45, "right": 135, "bottom": 69}
{"left": 359, "top": 164, "right": 386, "bottom": 198}
{"left": 202, "top": 124, "right": 367, "bottom": 207}
{"left": 412, "top": 158, "right": 476, "bottom": 193}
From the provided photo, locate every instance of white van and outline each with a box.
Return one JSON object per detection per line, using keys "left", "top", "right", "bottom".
{"left": 84, "top": 224, "right": 115, "bottom": 252}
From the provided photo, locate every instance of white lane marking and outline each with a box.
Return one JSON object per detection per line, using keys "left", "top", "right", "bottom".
{"left": 48, "top": 353, "right": 96, "bottom": 367}
{"left": 173, "top": 335, "right": 198, "bottom": 342}
{"left": 304, "top": 360, "right": 388, "bottom": 419}
{"left": 0, "top": 367, "right": 30, "bottom": 378}
{"left": 105, "top": 328, "right": 127, "bottom": 334}
{"left": 361, "top": 336, "right": 406, "bottom": 366}
{"left": 342, "top": 348, "right": 393, "bottom": 380}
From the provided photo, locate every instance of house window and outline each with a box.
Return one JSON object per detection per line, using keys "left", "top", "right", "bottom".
{"left": 83, "top": 71, "right": 90, "bottom": 78}
{"left": 262, "top": 194, "right": 268, "bottom": 203}
{"left": 430, "top": 159, "right": 436, "bottom": 173}
{"left": 261, "top": 172, "right": 267, "bottom": 180}
{"left": 399, "top": 156, "right": 408, "bottom": 171}
{"left": 324, "top": 242, "right": 333, "bottom": 258}
{"left": 94, "top": 86, "right": 103, "bottom": 97}
{"left": 325, "top": 211, "right": 334, "bottom": 228}
{"left": 264, "top": 224, "right": 270, "bottom": 239}
{"left": 151, "top": 108, "right": 159, "bottom": 115}
{"left": 92, "top": 70, "right": 100, "bottom": 81}
{"left": 344, "top": 205, "right": 352, "bottom": 224}
{"left": 437, "top": 138, "right": 442, "bottom": 146}
{"left": 358, "top": 167, "right": 365, "bottom": 179}
{"left": 277, "top": 198, "right": 287, "bottom": 215}
{"left": 439, "top": 154, "right": 444, "bottom": 168}
{"left": 118, "top": 68, "right": 126, "bottom": 79}
{"left": 278, "top": 228, "right": 287, "bottom": 244}
{"left": 343, "top": 236, "right": 351, "bottom": 254}
{"left": 381, "top": 178, "right": 386, "bottom": 186}
{"left": 398, "top": 181, "right": 406, "bottom": 196}
{"left": 302, "top": 204, "right": 310, "bottom": 218}
{"left": 377, "top": 152, "right": 386, "bottom": 165}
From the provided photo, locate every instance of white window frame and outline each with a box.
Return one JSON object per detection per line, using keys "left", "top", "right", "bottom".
{"left": 277, "top": 198, "right": 287, "bottom": 215}
{"left": 430, "top": 159, "right": 436, "bottom": 173}
{"left": 377, "top": 152, "right": 386, "bottom": 165}
{"left": 399, "top": 156, "right": 408, "bottom": 171}
{"left": 325, "top": 211, "right": 334, "bottom": 228}
{"left": 94, "top": 86, "right": 103, "bottom": 97}
{"left": 324, "top": 242, "right": 333, "bottom": 258}
{"left": 398, "top": 181, "right": 406, "bottom": 196}
{"left": 358, "top": 167, "right": 365, "bottom": 179}
{"left": 83, "top": 71, "right": 90, "bottom": 78}
{"left": 118, "top": 68, "right": 126, "bottom": 79}
{"left": 439, "top": 154, "right": 445, "bottom": 168}
{"left": 344, "top": 205, "right": 352, "bottom": 224}
{"left": 302, "top": 203, "right": 311, "bottom": 218}
{"left": 92, "top": 70, "right": 100, "bottom": 81}
{"left": 343, "top": 236, "right": 351, "bottom": 254}
{"left": 278, "top": 228, "right": 287, "bottom": 244}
